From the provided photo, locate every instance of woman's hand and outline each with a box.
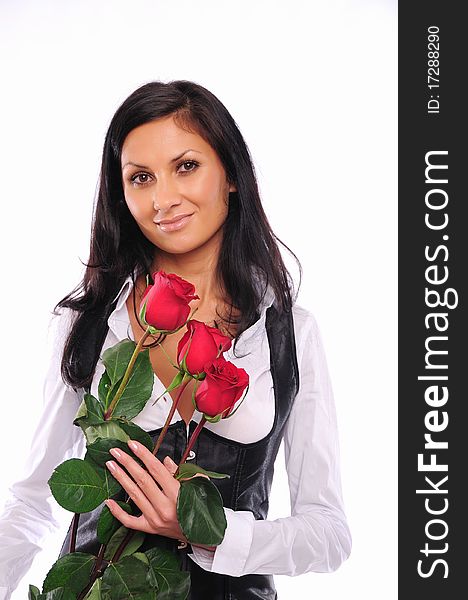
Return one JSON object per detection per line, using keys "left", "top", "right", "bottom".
{"left": 104, "top": 439, "right": 188, "bottom": 543}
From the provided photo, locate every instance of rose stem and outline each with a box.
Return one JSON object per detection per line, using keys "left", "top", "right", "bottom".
{"left": 110, "top": 528, "right": 135, "bottom": 564}
{"left": 175, "top": 415, "right": 207, "bottom": 477}
{"left": 152, "top": 374, "right": 192, "bottom": 456}
{"left": 76, "top": 544, "right": 106, "bottom": 600}
{"left": 69, "top": 513, "right": 79, "bottom": 553}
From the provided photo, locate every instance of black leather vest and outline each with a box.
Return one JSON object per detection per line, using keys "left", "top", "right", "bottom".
{"left": 58, "top": 301, "right": 300, "bottom": 599}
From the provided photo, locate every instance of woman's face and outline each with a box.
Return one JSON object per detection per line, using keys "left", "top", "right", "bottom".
{"left": 121, "top": 115, "right": 236, "bottom": 256}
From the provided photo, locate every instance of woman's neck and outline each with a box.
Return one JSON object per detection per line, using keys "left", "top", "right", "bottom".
{"left": 149, "top": 247, "right": 225, "bottom": 311}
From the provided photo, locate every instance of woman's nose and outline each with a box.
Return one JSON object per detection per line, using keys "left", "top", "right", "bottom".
{"left": 151, "top": 178, "right": 182, "bottom": 212}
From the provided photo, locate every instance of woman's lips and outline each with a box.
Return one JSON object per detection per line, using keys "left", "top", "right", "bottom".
{"left": 157, "top": 213, "right": 194, "bottom": 232}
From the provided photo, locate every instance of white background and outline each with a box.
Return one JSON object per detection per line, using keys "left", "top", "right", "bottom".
{"left": 0, "top": 0, "right": 397, "bottom": 598}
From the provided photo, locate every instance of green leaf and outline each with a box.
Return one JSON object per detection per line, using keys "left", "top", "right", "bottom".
{"left": 85, "top": 434, "right": 147, "bottom": 478}
{"left": 144, "top": 548, "right": 190, "bottom": 600}
{"left": 100, "top": 339, "right": 155, "bottom": 420}
{"left": 103, "top": 526, "right": 146, "bottom": 562}
{"left": 74, "top": 394, "right": 105, "bottom": 429}
{"left": 101, "top": 340, "right": 138, "bottom": 387}
{"left": 177, "top": 477, "right": 227, "bottom": 545}
{"left": 175, "top": 462, "right": 230, "bottom": 481}
{"left": 132, "top": 552, "right": 149, "bottom": 565}
{"left": 48, "top": 459, "right": 108, "bottom": 512}
{"left": 116, "top": 419, "right": 154, "bottom": 452}
{"left": 84, "top": 417, "right": 154, "bottom": 457}
{"left": 98, "top": 370, "right": 114, "bottom": 411}
{"left": 42, "top": 552, "right": 95, "bottom": 596}
{"left": 149, "top": 369, "right": 187, "bottom": 406}
{"left": 37, "top": 587, "right": 76, "bottom": 600}
{"left": 83, "top": 456, "right": 121, "bottom": 499}
{"left": 83, "top": 424, "right": 151, "bottom": 499}
{"left": 144, "top": 546, "right": 179, "bottom": 577}
{"left": 110, "top": 353, "right": 154, "bottom": 421}
{"left": 154, "top": 572, "right": 190, "bottom": 600}
{"left": 164, "top": 370, "right": 185, "bottom": 393}
{"left": 83, "top": 577, "right": 102, "bottom": 600}
{"left": 84, "top": 421, "right": 130, "bottom": 445}
{"left": 100, "top": 555, "right": 156, "bottom": 600}
{"left": 28, "top": 584, "right": 41, "bottom": 599}
{"left": 86, "top": 438, "right": 134, "bottom": 469}
{"left": 97, "top": 501, "right": 133, "bottom": 544}
{"left": 85, "top": 394, "right": 105, "bottom": 423}
{"left": 73, "top": 398, "right": 88, "bottom": 423}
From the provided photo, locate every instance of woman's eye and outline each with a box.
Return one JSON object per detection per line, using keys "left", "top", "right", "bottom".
{"left": 177, "top": 160, "right": 199, "bottom": 174}
{"left": 129, "top": 160, "right": 199, "bottom": 186}
{"left": 130, "top": 173, "right": 152, "bottom": 186}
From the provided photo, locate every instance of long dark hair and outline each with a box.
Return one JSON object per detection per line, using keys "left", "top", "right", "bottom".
{"left": 54, "top": 80, "right": 302, "bottom": 392}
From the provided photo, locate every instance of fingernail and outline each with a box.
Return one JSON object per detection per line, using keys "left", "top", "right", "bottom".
{"left": 165, "top": 456, "right": 176, "bottom": 466}
{"left": 106, "top": 460, "right": 117, "bottom": 471}
{"left": 128, "top": 440, "right": 138, "bottom": 452}
{"left": 109, "top": 448, "right": 122, "bottom": 459}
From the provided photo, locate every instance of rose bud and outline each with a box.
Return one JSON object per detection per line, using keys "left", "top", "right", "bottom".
{"left": 194, "top": 356, "right": 249, "bottom": 422}
{"left": 139, "top": 270, "right": 199, "bottom": 332}
{"left": 177, "top": 320, "right": 232, "bottom": 376}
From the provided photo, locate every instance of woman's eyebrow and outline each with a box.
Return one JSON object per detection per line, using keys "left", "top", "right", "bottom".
{"left": 122, "top": 149, "right": 202, "bottom": 170}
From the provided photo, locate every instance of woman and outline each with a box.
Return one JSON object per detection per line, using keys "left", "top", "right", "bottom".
{"left": 0, "top": 80, "right": 351, "bottom": 599}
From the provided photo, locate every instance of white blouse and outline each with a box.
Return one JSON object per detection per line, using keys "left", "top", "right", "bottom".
{"left": 0, "top": 273, "right": 352, "bottom": 598}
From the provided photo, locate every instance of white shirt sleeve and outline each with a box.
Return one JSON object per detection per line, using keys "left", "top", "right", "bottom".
{"left": 0, "top": 308, "right": 86, "bottom": 599}
{"left": 188, "top": 311, "right": 352, "bottom": 576}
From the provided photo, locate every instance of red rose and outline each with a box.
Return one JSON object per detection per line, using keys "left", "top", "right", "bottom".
{"left": 139, "top": 270, "right": 199, "bottom": 332}
{"left": 194, "top": 356, "right": 249, "bottom": 420}
{"left": 177, "top": 320, "right": 232, "bottom": 376}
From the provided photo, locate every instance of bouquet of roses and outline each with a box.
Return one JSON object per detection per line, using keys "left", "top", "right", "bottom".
{"left": 28, "top": 270, "right": 249, "bottom": 600}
